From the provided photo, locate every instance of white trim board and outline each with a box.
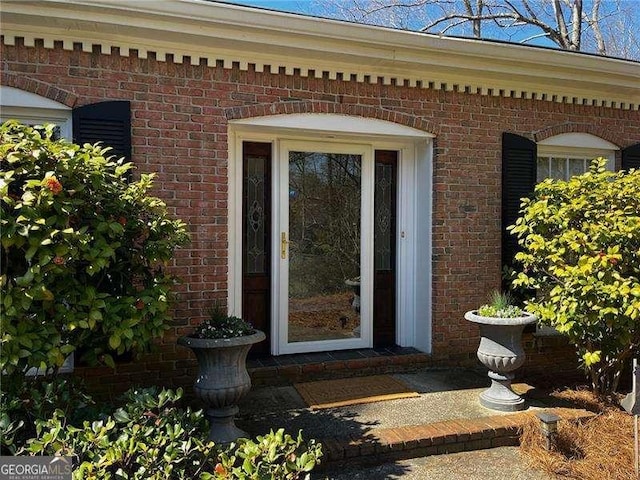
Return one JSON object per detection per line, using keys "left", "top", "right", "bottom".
{"left": 232, "top": 114, "right": 435, "bottom": 139}
{"left": 538, "top": 133, "right": 619, "bottom": 150}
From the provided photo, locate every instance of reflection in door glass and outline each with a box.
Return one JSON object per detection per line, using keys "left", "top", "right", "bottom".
{"left": 288, "top": 152, "right": 362, "bottom": 343}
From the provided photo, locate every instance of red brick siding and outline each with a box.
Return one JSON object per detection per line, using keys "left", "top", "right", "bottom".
{"left": 2, "top": 40, "right": 639, "bottom": 395}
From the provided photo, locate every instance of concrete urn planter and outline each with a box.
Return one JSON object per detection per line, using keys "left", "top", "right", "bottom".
{"left": 465, "top": 311, "right": 536, "bottom": 411}
{"left": 178, "top": 330, "right": 265, "bottom": 443}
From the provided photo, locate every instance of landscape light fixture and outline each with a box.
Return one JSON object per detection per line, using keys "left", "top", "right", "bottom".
{"left": 536, "top": 411, "right": 560, "bottom": 450}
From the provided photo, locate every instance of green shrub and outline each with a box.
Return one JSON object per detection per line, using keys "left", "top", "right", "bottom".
{"left": 0, "top": 376, "right": 96, "bottom": 454}
{"left": 215, "top": 430, "right": 322, "bottom": 480}
{"left": 511, "top": 158, "right": 640, "bottom": 394}
{"left": 20, "top": 386, "right": 322, "bottom": 479}
{"left": 0, "top": 121, "right": 189, "bottom": 373}
{"left": 25, "top": 387, "right": 217, "bottom": 478}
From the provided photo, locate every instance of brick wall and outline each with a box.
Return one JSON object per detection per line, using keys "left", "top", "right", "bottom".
{"left": 2, "top": 40, "right": 639, "bottom": 396}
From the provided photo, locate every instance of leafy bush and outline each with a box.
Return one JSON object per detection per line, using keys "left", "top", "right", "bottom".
{"left": 511, "top": 158, "right": 640, "bottom": 394}
{"left": 20, "top": 386, "right": 322, "bottom": 479}
{"left": 0, "top": 121, "right": 189, "bottom": 373}
{"left": 25, "top": 387, "right": 217, "bottom": 478}
{"left": 0, "top": 376, "right": 95, "bottom": 454}
{"left": 215, "top": 430, "right": 322, "bottom": 480}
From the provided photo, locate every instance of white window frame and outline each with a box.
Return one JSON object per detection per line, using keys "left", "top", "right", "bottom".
{"left": 0, "top": 86, "right": 72, "bottom": 139}
{"left": 1, "top": 86, "right": 75, "bottom": 374}
{"left": 537, "top": 133, "right": 618, "bottom": 182}
{"left": 535, "top": 133, "right": 619, "bottom": 336}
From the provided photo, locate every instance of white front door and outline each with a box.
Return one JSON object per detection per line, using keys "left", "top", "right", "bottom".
{"left": 276, "top": 141, "right": 374, "bottom": 354}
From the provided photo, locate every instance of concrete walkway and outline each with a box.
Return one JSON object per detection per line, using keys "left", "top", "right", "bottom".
{"left": 323, "top": 446, "right": 555, "bottom": 479}
{"left": 237, "top": 367, "right": 589, "bottom": 478}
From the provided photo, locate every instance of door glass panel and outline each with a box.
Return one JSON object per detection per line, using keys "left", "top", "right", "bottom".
{"left": 375, "top": 162, "right": 393, "bottom": 271}
{"left": 244, "top": 155, "right": 268, "bottom": 274}
{"left": 288, "top": 151, "right": 362, "bottom": 343}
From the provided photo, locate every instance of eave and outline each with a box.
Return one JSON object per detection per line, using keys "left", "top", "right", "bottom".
{"left": 1, "top": 0, "right": 639, "bottom": 110}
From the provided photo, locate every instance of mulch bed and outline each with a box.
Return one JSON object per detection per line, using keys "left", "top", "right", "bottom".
{"left": 520, "top": 388, "right": 636, "bottom": 479}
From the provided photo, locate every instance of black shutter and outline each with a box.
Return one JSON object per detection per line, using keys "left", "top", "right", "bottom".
{"left": 502, "top": 133, "right": 537, "bottom": 270}
{"left": 622, "top": 143, "right": 640, "bottom": 171}
{"left": 73, "top": 101, "right": 131, "bottom": 161}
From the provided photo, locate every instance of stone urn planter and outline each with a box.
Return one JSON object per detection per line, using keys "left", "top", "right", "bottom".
{"left": 178, "top": 330, "right": 265, "bottom": 443}
{"left": 465, "top": 310, "right": 536, "bottom": 411}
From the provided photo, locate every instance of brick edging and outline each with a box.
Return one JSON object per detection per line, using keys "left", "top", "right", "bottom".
{"left": 318, "top": 407, "right": 595, "bottom": 469}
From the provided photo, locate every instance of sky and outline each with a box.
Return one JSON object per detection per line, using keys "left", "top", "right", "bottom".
{"left": 215, "top": 0, "right": 640, "bottom": 60}
{"left": 220, "top": 0, "right": 313, "bottom": 12}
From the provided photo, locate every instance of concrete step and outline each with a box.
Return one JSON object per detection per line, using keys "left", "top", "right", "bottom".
{"left": 317, "top": 407, "right": 594, "bottom": 470}
{"left": 237, "top": 368, "right": 595, "bottom": 473}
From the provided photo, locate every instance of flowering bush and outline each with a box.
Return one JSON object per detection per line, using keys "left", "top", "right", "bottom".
{"left": 214, "top": 429, "right": 322, "bottom": 479}
{"left": 191, "top": 305, "right": 255, "bottom": 340}
{"left": 25, "top": 387, "right": 217, "bottom": 479}
{"left": 0, "top": 121, "right": 189, "bottom": 374}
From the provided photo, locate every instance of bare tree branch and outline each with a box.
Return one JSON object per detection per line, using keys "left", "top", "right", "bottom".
{"left": 462, "top": 0, "right": 483, "bottom": 38}
{"left": 421, "top": 12, "right": 513, "bottom": 32}
{"left": 438, "top": 17, "right": 478, "bottom": 35}
{"left": 552, "top": 0, "right": 571, "bottom": 49}
{"left": 570, "top": 0, "right": 583, "bottom": 50}
{"left": 307, "top": 0, "right": 639, "bottom": 60}
{"left": 520, "top": 31, "right": 555, "bottom": 43}
{"left": 356, "top": 0, "right": 432, "bottom": 19}
{"left": 587, "top": 0, "right": 606, "bottom": 55}
{"left": 519, "top": 0, "right": 539, "bottom": 21}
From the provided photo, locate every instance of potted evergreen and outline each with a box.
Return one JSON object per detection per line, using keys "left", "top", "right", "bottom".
{"left": 465, "top": 292, "right": 536, "bottom": 411}
{"left": 178, "top": 306, "right": 265, "bottom": 443}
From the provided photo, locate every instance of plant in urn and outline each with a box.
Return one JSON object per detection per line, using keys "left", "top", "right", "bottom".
{"left": 465, "top": 292, "right": 536, "bottom": 411}
{"left": 178, "top": 305, "right": 265, "bottom": 443}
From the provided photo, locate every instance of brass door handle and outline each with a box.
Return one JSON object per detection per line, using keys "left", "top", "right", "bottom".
{"left": 281, "top": 232, "right": 289, "bottom": 259}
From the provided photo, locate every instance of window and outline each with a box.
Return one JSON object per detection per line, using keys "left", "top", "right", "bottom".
{"left": 538, "top": 156, "right": 602, "bottom": 181}
{"left": 536, "top": 133, "right": 617, "bottom": 181}
{"left": 0, "top": 86, "right": 72, "bottom": 138}
{"left": 503, "top": 132, "right": 620, "bottom": 336}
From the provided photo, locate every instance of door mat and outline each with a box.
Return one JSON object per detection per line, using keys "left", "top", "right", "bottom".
{"left": 294, "top": 375, "right": 419, "bottom": 409}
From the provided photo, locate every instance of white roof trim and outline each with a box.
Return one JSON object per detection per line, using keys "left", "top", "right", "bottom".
{"left": 231, "top": 114, "right": 434, "bottom": 138}
{"left": 1, "top": 1, "right": 639, "bottom": 110}
{"left": 538, "top": 133, "right": 619, "bottom": 150}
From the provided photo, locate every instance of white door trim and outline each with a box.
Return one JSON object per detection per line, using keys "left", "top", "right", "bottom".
{"left": 228, "top": 115, "right": 433, "bottom": 355}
